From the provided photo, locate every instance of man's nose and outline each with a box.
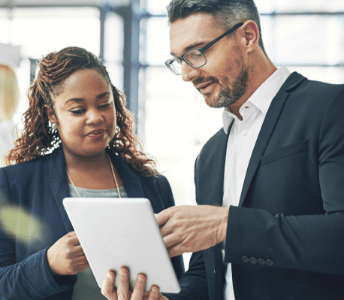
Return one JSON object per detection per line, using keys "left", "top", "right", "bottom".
{"left": 181, "top": 61, "right": 200, "bottom": 82}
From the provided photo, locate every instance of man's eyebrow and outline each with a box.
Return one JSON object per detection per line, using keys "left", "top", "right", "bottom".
{"left": 64, "top": 92, "right": 111, "bottom": 106}
{"left": 170, "top": 42, "right": 206, "bottom": 56}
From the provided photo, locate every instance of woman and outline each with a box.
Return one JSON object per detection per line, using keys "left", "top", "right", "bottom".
{"left": 0, "top": 63, "right": 19, "bottom": 167}
{"left": 0, "top": 47, "right": 183, "bottom": 300}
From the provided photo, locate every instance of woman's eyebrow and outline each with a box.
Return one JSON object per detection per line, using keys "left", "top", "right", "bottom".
{"left": 64, "top": 92, "right": 111, "bottom": 106}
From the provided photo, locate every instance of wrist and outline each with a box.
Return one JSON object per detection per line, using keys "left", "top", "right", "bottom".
{"left": 218, "top": 207, "right": 229, "bottom": 243}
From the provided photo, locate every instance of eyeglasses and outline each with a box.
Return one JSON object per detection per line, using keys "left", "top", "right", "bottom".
{"left": 165, "top": 22, "right": 244, "bottom": 75}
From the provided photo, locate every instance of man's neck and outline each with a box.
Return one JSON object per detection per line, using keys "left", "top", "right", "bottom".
{"left": 228, "top": 57, "right": 277, "bottom": 120}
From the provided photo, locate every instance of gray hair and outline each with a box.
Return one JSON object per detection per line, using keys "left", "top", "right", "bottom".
{"left": 167, "top": 0, "right": 266, "bottom": 54}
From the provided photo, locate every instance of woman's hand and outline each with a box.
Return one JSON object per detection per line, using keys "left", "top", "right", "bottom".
{"left": 101, "top": 267, "right": 168, "bottom": 300}
{"left": 47, "top": 231, "right": 89, "bottom": 275}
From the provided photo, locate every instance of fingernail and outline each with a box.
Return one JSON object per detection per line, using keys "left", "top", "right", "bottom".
{"left": 107, "top": 270, "right": 115, "bottom": 278}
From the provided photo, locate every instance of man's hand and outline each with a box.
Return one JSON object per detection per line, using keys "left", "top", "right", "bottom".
{"left": 156, "top": 205, "right": 229, "bottom": 257}
{"left": 101, "top": 267, "right": 168, "bottom": 300}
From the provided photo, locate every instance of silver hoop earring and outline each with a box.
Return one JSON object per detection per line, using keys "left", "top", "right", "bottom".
{"left": 52, "top": 123, "right": 57, "bottom": 130}
{"left": 115, "top": 126, "right": 120, "bottom": 135}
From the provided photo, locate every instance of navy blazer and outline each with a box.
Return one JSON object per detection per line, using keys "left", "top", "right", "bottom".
{"left": 0, "top": 146, "right": 184, "bottom": 300}
{"left": 166, "top": 72, "right": 344, "bottom": 300}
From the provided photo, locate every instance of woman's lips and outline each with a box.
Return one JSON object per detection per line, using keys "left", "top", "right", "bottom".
{"left": 87, "top": 129, "right": 105, "bottom": 140}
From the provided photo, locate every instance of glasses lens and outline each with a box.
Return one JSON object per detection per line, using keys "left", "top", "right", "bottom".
{"left": 184, "top": 50, "right": 206, "bottom": 68}
{"left": 166, "top": 59, "right": 182, "bottom": 75}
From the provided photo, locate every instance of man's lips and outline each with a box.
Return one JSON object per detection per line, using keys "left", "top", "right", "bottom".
{"left": 195, "top": 82, "right": 215, "bottom": 90}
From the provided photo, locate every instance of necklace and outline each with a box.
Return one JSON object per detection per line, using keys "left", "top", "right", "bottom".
{"left": 66, "top": 154, "right": 122, "bottom": 198}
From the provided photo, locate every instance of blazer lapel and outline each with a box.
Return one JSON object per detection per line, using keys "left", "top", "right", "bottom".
{"left": 47, "top": 147, "right": 74, "bottom": 233}
{"left": 198, "top": 125, "right": 231, "bottom": 206}
{"left": 238, "top": 72, "right": 306, "bottom": 207}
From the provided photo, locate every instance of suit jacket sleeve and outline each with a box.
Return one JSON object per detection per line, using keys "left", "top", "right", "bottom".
{"left": 0, "top": 167, "right": 76, "bottom": 300}
{"left": 224, "top": 85, "right": 344, "bottom": 275}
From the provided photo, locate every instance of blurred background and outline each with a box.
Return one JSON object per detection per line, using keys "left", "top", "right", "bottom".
{"left": 1, "top": 0, "right": 344, "bottom": 225}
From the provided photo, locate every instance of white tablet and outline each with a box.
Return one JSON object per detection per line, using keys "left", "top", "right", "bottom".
{"left": 63, "top": 197, "right": 180, "bottom": 293}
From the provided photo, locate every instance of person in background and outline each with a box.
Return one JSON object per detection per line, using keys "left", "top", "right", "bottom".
{"left": 103, "top": 0, "right": 344, "bottom": 299}
{"left": 0, "top": 63, "right": 19, "bottom": 167}
{"left": 0, "top": 46, "right": 183, "bottom": 300}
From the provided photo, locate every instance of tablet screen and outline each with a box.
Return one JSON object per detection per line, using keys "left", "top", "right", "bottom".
{"left": 63, "top": 197, "right": 180, "bottom": 293}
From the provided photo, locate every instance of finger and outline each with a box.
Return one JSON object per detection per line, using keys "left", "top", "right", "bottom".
{"left": 69, "top": 234, "right": 81, "bottom": 246}
{"left": 163, "top": 233, "right": 180, "bottom": 250}
{"left": 117, "top": 266, "right": 131, "bottom": 300}
{"left": 74, "top": 245, "right": 86, "bottom": 256}
{"left": 167, "top": 244, "right": 183, "bottom": 258}
{"left": 67, "top": 231, "right": 76, "bottom": 237}
{"left": 74, "top": 254, "right": 88, "bottom": 265}
{"left": 101, "top": 270, "right": 117, "bottom": 300}
{"left": 131, "top": 273, "right": 146, "bottom": 300}
{"left": 159, "top": 224, "right": 173, "bottom": 238}
{"left": 77, "top": 261, "right": 90, "bottom": 273}
{"left": 147, "top": 285, "right": 160, "bottom": 300}
{"left": 155, "top": 208, "right": 172, "bottom": 227}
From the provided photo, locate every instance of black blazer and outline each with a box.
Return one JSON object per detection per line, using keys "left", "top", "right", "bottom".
{"left": 167, "top": 72, "right": 344, "bottom": 300}
{"left": 0, "top": 146, "right": 184, "bottom": 300}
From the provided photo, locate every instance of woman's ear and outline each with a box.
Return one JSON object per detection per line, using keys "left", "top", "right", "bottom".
{"left": 45, "top": 105, "right": 57, "bottom": 125}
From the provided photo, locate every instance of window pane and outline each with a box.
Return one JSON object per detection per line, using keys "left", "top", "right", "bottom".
{"left": 0, "top": 7, "right": 101, "bottom": 124}
{"left": 142, "top": 66, "right": 222, "bottom": 205}
{"left": 4, "top": 7, "right": 100, "bottom": 58}
{"left": 275, "top": 0, "right": 344, "bottom": 13}
{"left": 287, "top": 66, "right": 344, "bottom": 84}
{"left": 269, "top": 16, "right": 344, "bottom": 66}
{"left": 104, "top": 12, "right": 124, "bottom": 64}
{"left": 141, "top": 17, "right": 170, "bottom": 65}
{"left": 145, "top": 0, "right": 170, "bottom": 15}
{"left": 105, "top": 63, "right": 124, "bottom": 91}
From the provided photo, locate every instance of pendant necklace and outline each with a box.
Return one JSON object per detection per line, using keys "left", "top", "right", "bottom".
{"left": 66, "top": 154, "right": 122, "bottom": 198}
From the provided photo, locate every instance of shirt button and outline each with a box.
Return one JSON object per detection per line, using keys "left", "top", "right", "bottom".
{"left": 243, "top": 130, "right": 248, "bottom": 136}
{"left": 266, "top": 259, "right": 274, "bottom": 266}
{"left": 250, "top": 257, "right": 258, "bottom": 264}
{"left": 241, "top": 255, "right": 249, "bottom": 263}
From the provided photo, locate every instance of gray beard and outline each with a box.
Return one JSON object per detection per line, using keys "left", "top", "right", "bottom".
{"left": 214, "top": 66, "right": 249, "bottom": 108}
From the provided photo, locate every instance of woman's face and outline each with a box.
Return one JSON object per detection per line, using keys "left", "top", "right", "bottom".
{"left": 47, "top": 69, "right": 116, "bottom": 159}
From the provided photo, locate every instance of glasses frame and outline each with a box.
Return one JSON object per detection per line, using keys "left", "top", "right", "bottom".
{"left": 165, "top": 22, "right": 244, "bottom": 75}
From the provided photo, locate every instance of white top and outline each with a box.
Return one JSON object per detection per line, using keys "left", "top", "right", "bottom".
{"left": 0, "top": 120, "right": 15, "bottom": 167}
{"left": 68, "top": 185, "right": 127, "bottom": 300}
{"left": 222, "top": 67, "right": 291, "bottom": 300}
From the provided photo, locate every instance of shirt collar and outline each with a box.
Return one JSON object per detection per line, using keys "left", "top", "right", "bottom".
{"left": 222, "top": 66, "right": 291, "bottom": 134}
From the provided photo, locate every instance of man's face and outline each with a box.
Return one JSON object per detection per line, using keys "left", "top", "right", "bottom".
{"left": 169, "top": 13, "right": 249, "bottom": 109}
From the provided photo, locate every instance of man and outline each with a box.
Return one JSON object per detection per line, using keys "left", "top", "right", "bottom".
{"left": 102, "top": 0, "right": 344, "bottom": 299}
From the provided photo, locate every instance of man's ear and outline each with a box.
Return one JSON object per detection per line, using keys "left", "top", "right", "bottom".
{"left": 45, "top": 105, "right": 57, "bottom": 125}
{"left": 240, "top": 20, "right": 260, "bottom": 53}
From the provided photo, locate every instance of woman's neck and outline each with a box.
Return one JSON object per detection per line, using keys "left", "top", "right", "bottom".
{"left": 63, "top": 148, "right": 109, "bottom": 172}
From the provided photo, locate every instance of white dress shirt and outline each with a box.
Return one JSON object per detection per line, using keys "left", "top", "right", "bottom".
{"left": 222, "top": 67, "right": 291, "bottom": 300}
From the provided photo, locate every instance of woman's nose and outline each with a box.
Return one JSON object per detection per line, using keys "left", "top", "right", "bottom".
{"left": 86, "top": 109, "right": 104, "bottom": 124}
